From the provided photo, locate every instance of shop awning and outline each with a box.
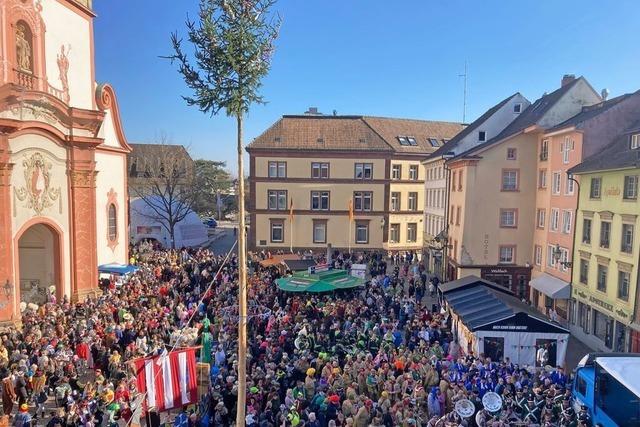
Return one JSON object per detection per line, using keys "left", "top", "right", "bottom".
{"left": 98, "top": 264, "right": 139, "bottom": 275}
{"left": 276, "top": 269, "right": 364, "bottom": 293}
{"left": 258, "top": 254, "right": 301, "bottom": 267}
{"left": 529, "top": 273, "right": 570, "bottom": 299}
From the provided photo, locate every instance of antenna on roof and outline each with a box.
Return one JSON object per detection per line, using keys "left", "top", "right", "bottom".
{"left": 458, "top": 61, "right": 468, "bottom": 124}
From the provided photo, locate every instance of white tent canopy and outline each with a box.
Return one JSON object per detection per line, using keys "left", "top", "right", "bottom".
{"left": 130, "top": 197, "right": 208, "bottom": 248}
{"left": 442, "top": 275, "right": 570, "bottom": 367}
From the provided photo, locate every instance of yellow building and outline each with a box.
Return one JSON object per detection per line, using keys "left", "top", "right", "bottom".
{"left": 247, "top": 113, "right": 462, "bottom": 253}
{"left": 569, "top": 122, "right": 640, "bottom": 352}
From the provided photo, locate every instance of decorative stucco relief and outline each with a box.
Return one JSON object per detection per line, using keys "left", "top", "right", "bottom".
{"left": 13, "top": 152, "right": 61, "bottom": 216}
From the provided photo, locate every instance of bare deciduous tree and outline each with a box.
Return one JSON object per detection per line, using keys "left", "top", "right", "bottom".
{"left": 130, "top": 137, "right": 196, "bottom": 249}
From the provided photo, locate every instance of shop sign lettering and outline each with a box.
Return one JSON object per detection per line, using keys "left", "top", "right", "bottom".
{"left": 588, "top": 295, "right": 614, "bottom": 312}
{"left": 483, "top": 234, "right": 489, "bottom": 261}
{"left": 490, "top": 269, "right": 508, "bottom": 274}
{"left": 604, "top": 187, "right": 620, "bottom": 196}
{"left": 492, "top": 325, "right": 527, "bottom": 331}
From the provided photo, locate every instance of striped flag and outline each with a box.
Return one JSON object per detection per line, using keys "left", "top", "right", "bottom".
{"left": 289, "top": 198, "right": 294, "bottom": 222}
{"left": 133, "top": 348, "right": 198, "bottom": 412}
{"left": 348, "top": 199, "right": 354, "bottom": 221}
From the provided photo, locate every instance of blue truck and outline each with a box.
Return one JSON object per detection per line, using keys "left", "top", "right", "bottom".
{"left": 572, "top": 353, "right": 640, "bottom": 427}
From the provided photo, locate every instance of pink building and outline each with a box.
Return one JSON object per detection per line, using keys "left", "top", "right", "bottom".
{"left": 530, "top": 91, "right": 640, "bottom": 323}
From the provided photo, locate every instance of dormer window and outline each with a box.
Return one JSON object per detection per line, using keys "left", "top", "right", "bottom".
{"left": 478, "top": 131, "right": 486, "bottom": 142}
{"left": 513, "top": 103, "right": 522, "bottom": 114}
{"left": 632, "top": 133, "right": 640, "bottom": 150}
{"left": 428, "top": 138, "right": 439, "bottom": 147}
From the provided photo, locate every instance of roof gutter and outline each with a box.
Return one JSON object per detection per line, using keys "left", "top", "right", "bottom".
{"left": 544, "top": 126, "right": 578, "bottom": 137}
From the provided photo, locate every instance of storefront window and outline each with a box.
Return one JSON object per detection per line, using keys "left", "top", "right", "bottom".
{"left": 593, "top": 309, "right": 613, "bottom": 348}
{"left": 579, "top": 302, "right": 590, "bottom": 333}
{"left": 614, "top": 321, "right": 628, "bottom": 352}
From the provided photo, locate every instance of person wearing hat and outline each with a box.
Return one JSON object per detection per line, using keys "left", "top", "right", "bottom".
{"left": 13, "top": 403, "right": 31, "bottom": 427}
{"left": 522, "top": 396, "right": 541, "bottom": 425}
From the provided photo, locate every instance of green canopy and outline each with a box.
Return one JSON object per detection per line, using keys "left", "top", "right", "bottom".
{"left": 275, "top": 269, "right": 365, "bottom": 293}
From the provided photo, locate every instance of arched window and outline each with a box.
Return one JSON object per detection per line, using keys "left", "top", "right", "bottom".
{"left": 108, "top": 204, "right": 117, "bottom": 241}
{"left": 15, "top": 21, "right": 34, "bottom": 73}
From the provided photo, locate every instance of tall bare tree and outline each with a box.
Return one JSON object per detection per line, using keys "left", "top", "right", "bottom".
{"left": 166, "top": 0, "right": 280, "bottom": 423}
{"left": 130, "top": 138, "right": 196, "bottom": 250}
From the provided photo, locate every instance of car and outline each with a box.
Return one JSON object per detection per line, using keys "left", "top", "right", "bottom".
{"left": 203, "top": 218, "right": 217, "bottom": 228}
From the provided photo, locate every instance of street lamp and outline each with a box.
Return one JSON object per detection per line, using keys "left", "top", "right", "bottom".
{"left": 552, "top": 243, "right": 572, "bottom": 268}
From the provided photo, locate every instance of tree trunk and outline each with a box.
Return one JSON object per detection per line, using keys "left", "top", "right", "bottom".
{"left": 235, "top": 113, "right": 248, "bottom": 426}
{"left": 169, "top": 223, "right": 176, "bottom": 249}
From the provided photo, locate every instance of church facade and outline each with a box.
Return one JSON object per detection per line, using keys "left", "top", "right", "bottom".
{"left": 0, "top": 0, "right": 130, "bottom": 322}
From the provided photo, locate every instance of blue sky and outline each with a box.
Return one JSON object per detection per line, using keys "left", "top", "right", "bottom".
{"left": 94, "top": 0, "right": 640, "bottom": 175}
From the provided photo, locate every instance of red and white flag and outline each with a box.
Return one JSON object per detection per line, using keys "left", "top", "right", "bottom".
{"left": 133, "top": 348, "right": 198, "bottom": 412}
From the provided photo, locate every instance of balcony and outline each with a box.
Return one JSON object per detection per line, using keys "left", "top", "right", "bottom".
{"left": 14, "top": 69, "right": 36, "bottom": 90}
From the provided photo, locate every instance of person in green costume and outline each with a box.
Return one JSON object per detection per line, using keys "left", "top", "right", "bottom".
{"left": 200, "top": 317, "right": 213, "bottom": 364}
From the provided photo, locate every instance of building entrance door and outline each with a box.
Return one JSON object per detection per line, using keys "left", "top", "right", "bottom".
{"left": 17, "top": 223, "right": 60, "bottom": 305}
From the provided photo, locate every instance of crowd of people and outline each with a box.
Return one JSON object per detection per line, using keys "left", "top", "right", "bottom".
{"left": 0, "top": 244, "right": 591, "bottom": 427}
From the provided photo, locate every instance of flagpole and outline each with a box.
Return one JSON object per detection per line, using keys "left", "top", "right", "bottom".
{"left": 290, "top": 219, "right": 293, "bottom": 253}
{"left": 348, "top": 220, "right": 352, "bottom": 254}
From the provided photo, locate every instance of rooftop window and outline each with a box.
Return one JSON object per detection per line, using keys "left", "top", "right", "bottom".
{"left": 513, "top": 103, "right": 522, "bottom": 114}
{"left": 407, "top": 137, "right": 418, "bottom": 146}
{"left": 428, "top": 138, "right": 439, "bottom": 147}
{"left": 397, "top": 136, "right": 409, "bottom": 146}
{"left": 632, "top": 133, "right": 640, "bottom": 150}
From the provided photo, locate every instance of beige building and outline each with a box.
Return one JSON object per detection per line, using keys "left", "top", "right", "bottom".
{"left": 247, "top": 113, "right": 463, "bottom": 253}
{"left": 423, "top": 93, "right": 530, "bottom": 277}
{"left": 445, "top": 77, "right": 601, "bottom": 298}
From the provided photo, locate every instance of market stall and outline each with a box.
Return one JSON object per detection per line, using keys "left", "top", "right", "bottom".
{"left": 440, "top": 275, "right": 569, "bottom": 367}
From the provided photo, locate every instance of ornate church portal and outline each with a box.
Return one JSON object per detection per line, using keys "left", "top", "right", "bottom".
{"left": 0, "top": 0, "right": 131, "bottom": 323}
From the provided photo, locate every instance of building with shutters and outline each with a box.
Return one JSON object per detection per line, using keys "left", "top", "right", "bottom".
{"left": 247, "top": 111, "right": 463, "bottom": 253}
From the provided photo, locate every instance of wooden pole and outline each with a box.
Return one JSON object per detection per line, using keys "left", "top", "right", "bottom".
{"left": 236, "top": 113, "right": 247, "bottom": 426}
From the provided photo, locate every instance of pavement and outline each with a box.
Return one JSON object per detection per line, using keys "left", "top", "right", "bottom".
{"left": 565, "top": 335, "right": 593, "bottom": 372}
{"left": 205, "top": 222, "right": 238, "bottom": 255}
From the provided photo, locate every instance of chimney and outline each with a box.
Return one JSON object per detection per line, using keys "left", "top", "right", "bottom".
{"left": 305, "top": 107, "right": 321, "bottom": 116}
{"left": 561, "top": 74, "right": 576, "bottom": 87}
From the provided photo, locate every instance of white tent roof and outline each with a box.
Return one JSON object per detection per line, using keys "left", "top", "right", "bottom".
{"left": 596, "top": 357, "right": 640, "bottom": 397}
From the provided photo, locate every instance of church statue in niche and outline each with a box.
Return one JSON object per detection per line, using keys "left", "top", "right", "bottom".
{"left": 15, "top": 22, "right": 33, "bottom": 73}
